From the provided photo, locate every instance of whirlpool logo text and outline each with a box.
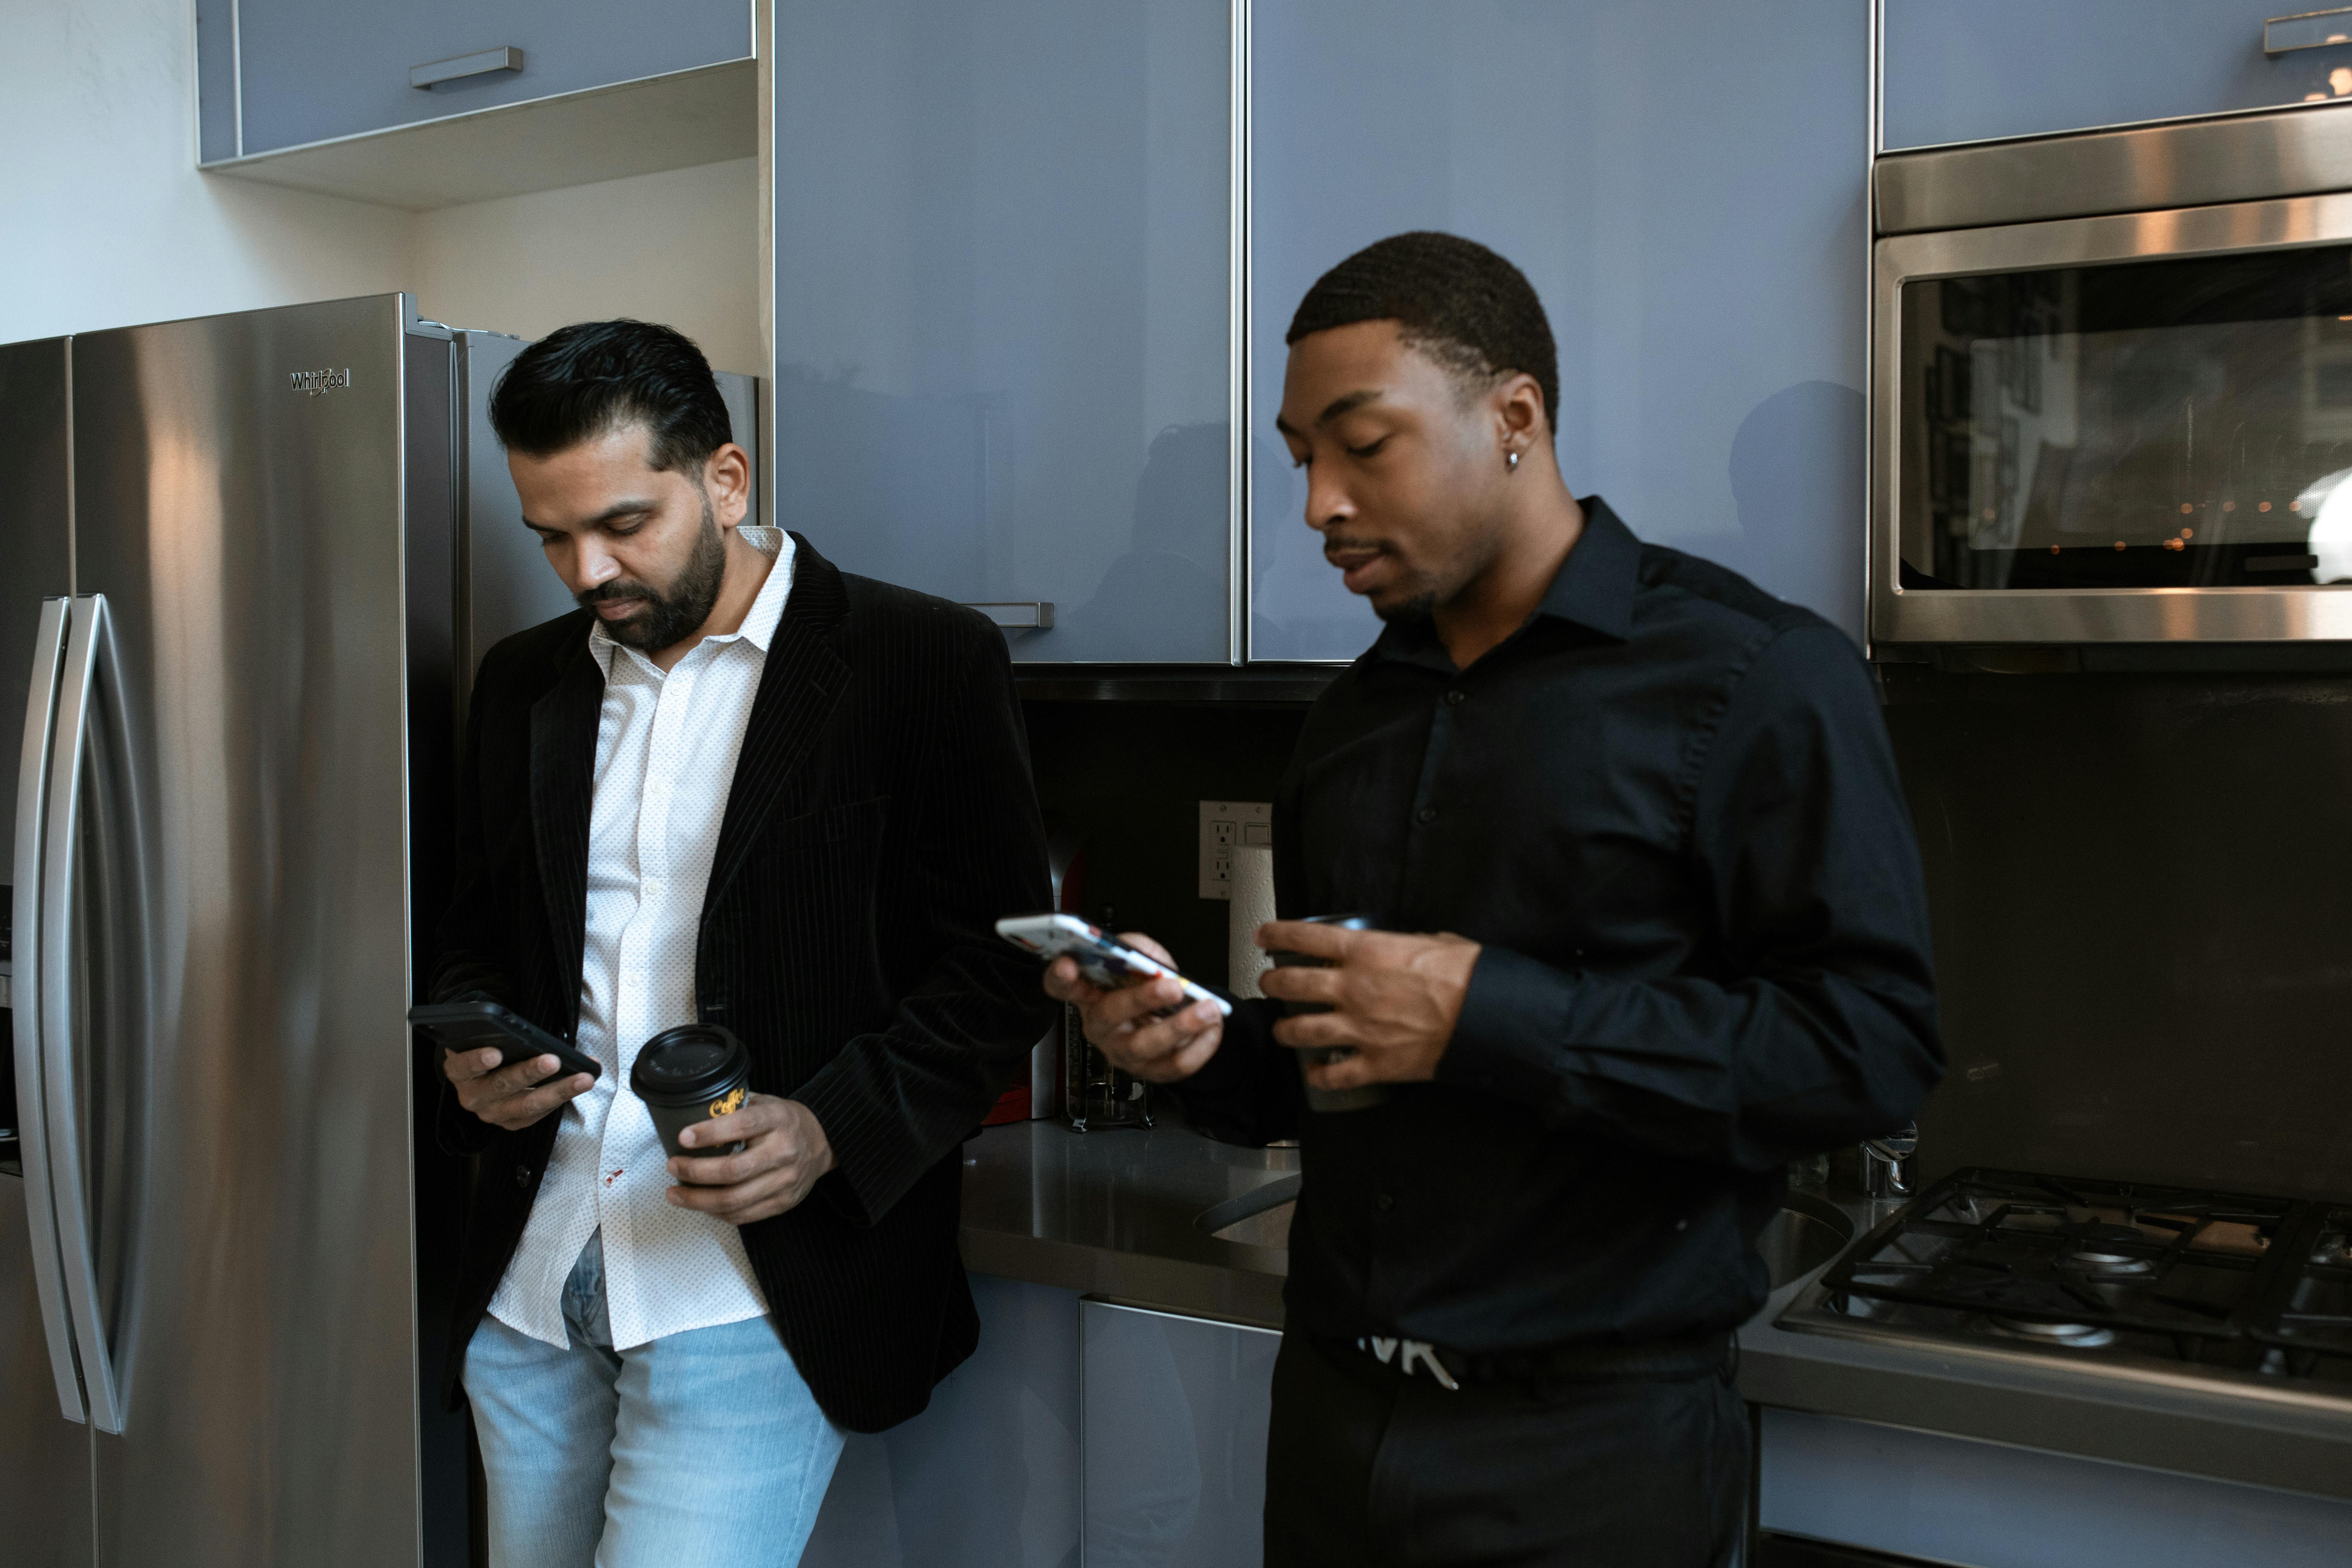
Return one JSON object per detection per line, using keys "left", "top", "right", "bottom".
{"left": 288, "top": 367, "right": 352, "bottom": 398}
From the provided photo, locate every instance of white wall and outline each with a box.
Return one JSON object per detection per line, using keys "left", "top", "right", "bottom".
{"left": 0, "top": 0, "right": 414, "bottom": 343}
{"left": 0, "top": 0, "right": 758, "bottom": 375}
{"left": 412, "top": 159, "right": 760, "bottom": 375}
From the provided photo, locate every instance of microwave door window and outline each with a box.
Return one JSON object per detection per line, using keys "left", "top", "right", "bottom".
{"left": 1899, "top": 246, "right": 2352, "bottom": 590}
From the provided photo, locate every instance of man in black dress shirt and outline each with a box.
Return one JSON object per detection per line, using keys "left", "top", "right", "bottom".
{"left": 1044, "top": 232, "right": 1942, "bottom": 1566}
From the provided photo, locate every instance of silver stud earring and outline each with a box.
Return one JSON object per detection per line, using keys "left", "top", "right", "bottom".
{"left": 1506, "top": 450, "right": 1520, "bottom": 472}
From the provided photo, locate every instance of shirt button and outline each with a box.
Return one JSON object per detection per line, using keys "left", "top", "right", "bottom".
{"left": 1376, "top": 1193, "right": 1395, "bottom": 1211}
{"left": 1416, "top": 807, "right": 1437, "bottom": 824}
{"left": 514, "top": 1166, "right": 536, "bottom": 1190}
{"left": 1445, "top": 689, "right": 1465, "bottom": 705}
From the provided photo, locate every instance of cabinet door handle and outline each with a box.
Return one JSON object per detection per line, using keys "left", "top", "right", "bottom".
{"left": 410, "top": 46, "right": 525, "bottom": 89}
{"left": 2266, "top": 8, "right": 2352, "bottom": 55}
{"left": 964, "top": 602, "right": 1056, "bottom": 630}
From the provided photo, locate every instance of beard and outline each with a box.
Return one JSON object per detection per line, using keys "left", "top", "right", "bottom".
{"left": 577, "top": 493, "right": 729, "bottom": 653}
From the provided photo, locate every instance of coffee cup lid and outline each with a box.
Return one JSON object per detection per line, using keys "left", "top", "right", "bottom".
{"left": 630, "top": 1024, "right": 747, "bottom": 1103}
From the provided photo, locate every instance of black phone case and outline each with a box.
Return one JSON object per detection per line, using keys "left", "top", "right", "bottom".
{"left": 408, "top": 1001, "right": 604, "bottom": 1085}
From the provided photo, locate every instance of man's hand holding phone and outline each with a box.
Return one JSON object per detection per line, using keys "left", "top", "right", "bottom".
{"left": 443, "top": 1047, "right": 596, "bottom": 1131}
{"left": 1043, "top": 932, "right": 1226, "bottom": 1083}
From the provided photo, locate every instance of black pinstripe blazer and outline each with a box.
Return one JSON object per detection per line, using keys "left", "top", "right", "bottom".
{"left": 430, "top": 535, "right": 1055, "bottom": 1432}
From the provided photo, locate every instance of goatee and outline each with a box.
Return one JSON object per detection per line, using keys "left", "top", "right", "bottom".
{"left": 577, "top": 495, "right": 729, "bottom": 652}
{"left": 1372, "top": 591, "right": 1438, "bottom": 625}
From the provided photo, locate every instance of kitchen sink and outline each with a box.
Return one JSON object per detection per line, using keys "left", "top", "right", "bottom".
{"left": 1195, "top": 1177, "right": 1856, "bottom": 1287}
{"left": 1760, "top": 1189, "right": 1855, "bottom": 1288}
{"left": 1195, "top": 1173, "right": 1301, "bottom": 1248}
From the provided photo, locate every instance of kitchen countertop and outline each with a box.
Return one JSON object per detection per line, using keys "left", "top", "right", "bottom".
{"left": 959, "top": 1115, "right": 2352, "bottom": 1502}
{"left": 959, "top": 1111, "right": 1295, "bottom": 1329}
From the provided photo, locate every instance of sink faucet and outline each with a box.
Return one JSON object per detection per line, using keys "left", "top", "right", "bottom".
{"left": 1860, "top": 1123, "right": 1918, "bottom": 1200}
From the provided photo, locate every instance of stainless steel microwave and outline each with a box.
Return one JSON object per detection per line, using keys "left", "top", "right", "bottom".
{"left": 1872, "top": 102, "right": 2352, "bottom": 650}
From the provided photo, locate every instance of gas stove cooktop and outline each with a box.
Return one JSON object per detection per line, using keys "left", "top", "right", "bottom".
{"left": 1781, "top": 1168, "right": 2352, "bottom": 1396}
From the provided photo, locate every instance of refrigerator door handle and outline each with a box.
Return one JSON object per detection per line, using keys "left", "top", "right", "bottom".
{"left": 41, "top": 592, "right": 126, "bottom": 1433}
{"left": 12, "top": 596, "right": 84, "bottom": 1423}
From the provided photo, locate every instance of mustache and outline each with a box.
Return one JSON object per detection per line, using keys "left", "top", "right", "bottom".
{"left": 576, "top": 579, "right": 656, "bottom": 609}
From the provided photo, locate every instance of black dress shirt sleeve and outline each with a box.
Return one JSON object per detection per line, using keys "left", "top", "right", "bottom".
{"left": 1436, "top": 623, "right": 1941, "bottom": 1172}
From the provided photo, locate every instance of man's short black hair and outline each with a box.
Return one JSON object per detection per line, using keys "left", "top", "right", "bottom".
{"left": 1286, "top": 231, "right": 1559, "bottom": 440}
{"left": 488, "top": 319, "right": 733, "bottom": 475}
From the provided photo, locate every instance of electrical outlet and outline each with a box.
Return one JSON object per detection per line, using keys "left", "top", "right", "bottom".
{"left": 1198, "top": 800, "right": 1271, "bottom": 899}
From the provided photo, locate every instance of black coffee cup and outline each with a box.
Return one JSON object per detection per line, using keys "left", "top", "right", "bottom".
{"left": 631, "top": 1023, "right": 752, "bottom": 1158}
{"left": 1267, "top": 914, "right": 1389, "bottom": 1113}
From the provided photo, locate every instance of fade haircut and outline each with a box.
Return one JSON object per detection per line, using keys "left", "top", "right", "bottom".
{"left": 1286, "top": 232, "right": 1559, "bottom": 441}
{"left": 488, "top": 319, "right": 733, "bottom": 476}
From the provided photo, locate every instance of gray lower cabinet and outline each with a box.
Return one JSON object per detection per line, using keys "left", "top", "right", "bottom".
{"left": 802, "top": 1274, "right": 1083, "bottom": 1568}
{"left": 1250, "top": 0, "right": 1873, "bottom": 649}
{"left": 1760, "top": 1408, "right": 2352, "bottom": 1566}
{"left": 769, "top": 0, "right": 1235, "bottom": 665}
{"left": 202, "top": 0, "right": 750, "bottom": 161}
{"left": 1882, "top": 0, "right": 2352, "bottom": 152}
{"left": 1080, "top": 1300, "right": 1278, "bottom": 1568}
{"left": 799, "top": 1279, "right": 1278, "bottom": 1567}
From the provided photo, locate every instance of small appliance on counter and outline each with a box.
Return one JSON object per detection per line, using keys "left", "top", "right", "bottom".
{"left": 1053, "top": 837, "right": 1152, "bottom": 1131}
{"left": 1062, "top": 1003, "right": 1154, "bottom": 1132}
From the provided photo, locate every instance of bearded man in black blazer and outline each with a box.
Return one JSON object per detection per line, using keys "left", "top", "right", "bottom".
{"left": 430, "top": 320, "right": 1052, "bottom": 1568}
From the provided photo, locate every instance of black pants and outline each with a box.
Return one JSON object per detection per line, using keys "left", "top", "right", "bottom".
{"left": 1264, "top": 1332, "right": 1748, "bottom": 1568}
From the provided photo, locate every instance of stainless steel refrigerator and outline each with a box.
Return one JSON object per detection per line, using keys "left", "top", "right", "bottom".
{"left": 0, "top": 294, "right": 758, "bottom": 1568}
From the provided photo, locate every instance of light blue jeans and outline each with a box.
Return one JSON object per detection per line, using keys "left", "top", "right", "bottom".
{"left": 463, "top": 1233, "right": 845, "bottom": 1568}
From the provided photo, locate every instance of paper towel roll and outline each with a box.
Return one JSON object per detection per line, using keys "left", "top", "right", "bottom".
{"left": 1228, "top": 843, "right": 1277, "bottom": 999}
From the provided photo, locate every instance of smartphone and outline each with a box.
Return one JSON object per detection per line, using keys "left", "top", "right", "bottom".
{"left": 409, "top": 1000, "right": 605, "bottom": 1086}
{"left": 994, "top": 913, "right": 1233, "bottom": 1018}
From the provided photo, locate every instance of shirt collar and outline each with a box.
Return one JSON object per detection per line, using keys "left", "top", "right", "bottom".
{"left": 1370, "top": 495, "right": 1639, "bottom": 669}
{"left": 590, "top": 526, "right": 795, "bottom": 677}
{"left": 1532, "top": 496, "right": 1639, "bottom": 642}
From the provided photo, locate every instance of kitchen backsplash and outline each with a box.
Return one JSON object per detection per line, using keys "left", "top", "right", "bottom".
{"left": 1023, "top": 700, "right": 1308, "bottom": 994}
{"left": 1885, "top": 665, "right": 2352, "bottom": 1202}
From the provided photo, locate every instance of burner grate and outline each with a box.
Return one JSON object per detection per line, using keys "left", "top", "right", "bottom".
{"left": 2246, "top": 1203, "right": 2352, "bottom": 1366}
{"left": 1816, "top": 1168, "right": 2324, "bottom": 1365}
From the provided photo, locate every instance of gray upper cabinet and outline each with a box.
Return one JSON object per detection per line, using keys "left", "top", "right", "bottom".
{"left": 203, "top": 0, "right": 751, "bottom": 161}
{"left": 769, "top": 0, "right": 1235, "bottom": 665}
{"left": 1882, "top": 0, "right": 2352, "bottom": 151}
{"left": 1251, "top": 0, "right": 1872, "bottom": 651}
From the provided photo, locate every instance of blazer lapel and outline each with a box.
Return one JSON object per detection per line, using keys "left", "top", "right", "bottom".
{"left": 530, "top": 634, "right": 604, "bottom": 1022}
{"left": 705, "top": 535, "right": 853, "bottom": 908}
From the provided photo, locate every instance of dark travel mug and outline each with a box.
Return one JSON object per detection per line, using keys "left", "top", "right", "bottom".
{"left": 1267, "top": 914, "right": 1390, "bottom": 1114}
{"left": 631, "top": 1024, "right": 752, "bottom": 1158}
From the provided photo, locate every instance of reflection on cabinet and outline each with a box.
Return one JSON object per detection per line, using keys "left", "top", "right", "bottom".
{"left": 801, "top": 1275, "right": 1081, "bottom": 1568}
{"left": 1252, "top": 0, "right": 1872, "bottom": 647}
{"left": 762, "top": 0, "right": 1875, "bottom": 662}
{"left": 1081, "top": 1299, "right": 1278, "bottom": 1568}
{"left": 1881, "top": 0, "right": 2352, "bottom": 151}
{"left": 769, "top": 0, "right": 1235, "bottom": 664}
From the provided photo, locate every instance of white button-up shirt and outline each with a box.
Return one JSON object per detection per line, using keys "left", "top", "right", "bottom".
{"left": 488, "top": 527, "right": 797, "bottom": 1351}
